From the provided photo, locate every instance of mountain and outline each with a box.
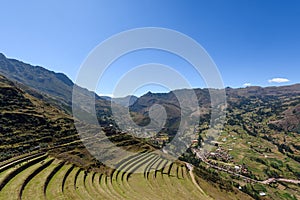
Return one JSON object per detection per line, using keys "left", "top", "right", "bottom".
{"left": 0, "top": 55, "right": 151, "bottom": 168}
{"left": 129, "top": 85, "right": 300, "bottom": 199}
{"left": 0, "top": 73, "right": 154, "bottom": 166}
{"left": 112, "top": 95, "right": 138, "bottom": 107}
{"left": 130, "top": 85, "right": 300, "bottom": 133}
{"left": 0, "top": 53, "right": 112, "bottom": 115}
{"left": 100, "top": 95, "right": 138, "bottom": 107}
{"left": 0, "top": 53, "right": 73, "bottom": 106}
{"left": 129, "top": 89, "right": 215, "bottom": 135}
{"left": 100, "top": 96, "right": 112, "bottom": 101}
{"left": 1, "top": 53, "right": 299, "bottom": 199}
{"left": 0, "top": 74, "right": 79, "bottom": 161}
{"left": 0, "top": 74, "right": 252, "bottom": 200}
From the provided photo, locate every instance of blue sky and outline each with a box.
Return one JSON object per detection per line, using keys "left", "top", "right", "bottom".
{"left": 0, "top": 0, "right": 299, "bottom": 96}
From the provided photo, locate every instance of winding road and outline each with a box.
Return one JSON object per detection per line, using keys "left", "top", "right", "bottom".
{"left": 191, "top": 148, "right": 300, "bottom": 185}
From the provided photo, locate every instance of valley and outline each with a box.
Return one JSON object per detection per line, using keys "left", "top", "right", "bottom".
{"left": 0, "top": 53, "right": 299, "bottom": 199}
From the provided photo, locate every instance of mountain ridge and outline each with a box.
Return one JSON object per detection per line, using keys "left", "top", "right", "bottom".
{"left": 1, "top": 52, "right": 300, "bottom": 199}
{"left": 0, "top": 52, "right": 113, "bottom": 117}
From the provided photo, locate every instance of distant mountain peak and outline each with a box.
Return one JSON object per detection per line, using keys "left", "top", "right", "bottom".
{"left": 144, "top": 91, "right": 153, "bottom": 96}
{"left": 0, "top": 53, "right": 6, "bottom": 59}
{"left": 55, "top": 72, "right": 74, "bottom": 87}
{"left": 108, "top": 95, "right": 138, "bottom": 107}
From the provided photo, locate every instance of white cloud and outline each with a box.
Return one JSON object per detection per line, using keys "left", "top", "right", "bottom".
{"left": 268, "top": 78, "right": 290, "bottom": 83}
{"left": 243, "top": 83, "right": 251, "bottom": 87}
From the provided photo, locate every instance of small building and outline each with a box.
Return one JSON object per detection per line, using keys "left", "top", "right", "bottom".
{"left": 259, "top": 192, "right": 266, "bottom": 196}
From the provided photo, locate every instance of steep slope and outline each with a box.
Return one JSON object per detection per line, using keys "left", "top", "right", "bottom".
{"left": 1, "top": 53, "right": 299, "bottom": 199}
{"left": 130, "top": 85, "right": 300, "bottom": 199}
{"left": 0, "top": 53, "right": 112, "bottom": 115}
{"left": 0, "top": 74, "right": 153, "bottom": 168}
{"left": 0, "top": 74, "right": 254, "bottom": 199}
{"left": 0, "top": 74, "right": 79, "bottom": 161}
{"left": 0, "top": 74, "right": 246, "bottom": 199}
{"left": 0, "top": 53, "right": 73, "bottom": 106}
{"left": 130, "top": 85, "right": 300, "bottom": 138}
{"left": 113, "top": 95, "right": 138, "bottom": 107}
{"left": 101, "top": 95, "right": 138, "bottom": 107}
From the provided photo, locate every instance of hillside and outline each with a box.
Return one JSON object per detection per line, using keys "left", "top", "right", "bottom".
{"left": 0, "top": 53, "right": 112, "bottom": 115}
{"left": 0, "top": 73, "right": 254, "bottom": 199}
{"left": 0, "top": 53, "right": 73, "bottom": 108}
{"left": 0, "top": 73, "right": 155, "bottom": 167}
{"left": 0, "top": 53, "right": 299, "bottom": 199}
{"left": 130, "top": 85, "right": 300, "bottom": 199}
{"left": 0, "top": 54, "right": 260, "bottom": 199}
{"left": 0, "top": 74, "right": 77, "bottom": 161}
{"left": 101, "top": 95, "right": 138, "bottom": 107}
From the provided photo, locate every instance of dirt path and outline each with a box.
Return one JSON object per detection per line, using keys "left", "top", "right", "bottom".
{"left": 185, "top": 163, "right": 212, "bottom": 199}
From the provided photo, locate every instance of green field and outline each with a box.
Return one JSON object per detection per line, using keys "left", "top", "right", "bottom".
{"left": 0, "top": 153, "right": 211, "bottom": 200}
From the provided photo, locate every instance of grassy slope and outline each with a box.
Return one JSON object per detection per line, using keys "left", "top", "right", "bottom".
{"left": 1, "top": 154, "right": 251, "bottom": 200}
{"left": 0, "top": 73, "right": 250, "bottom": 199}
